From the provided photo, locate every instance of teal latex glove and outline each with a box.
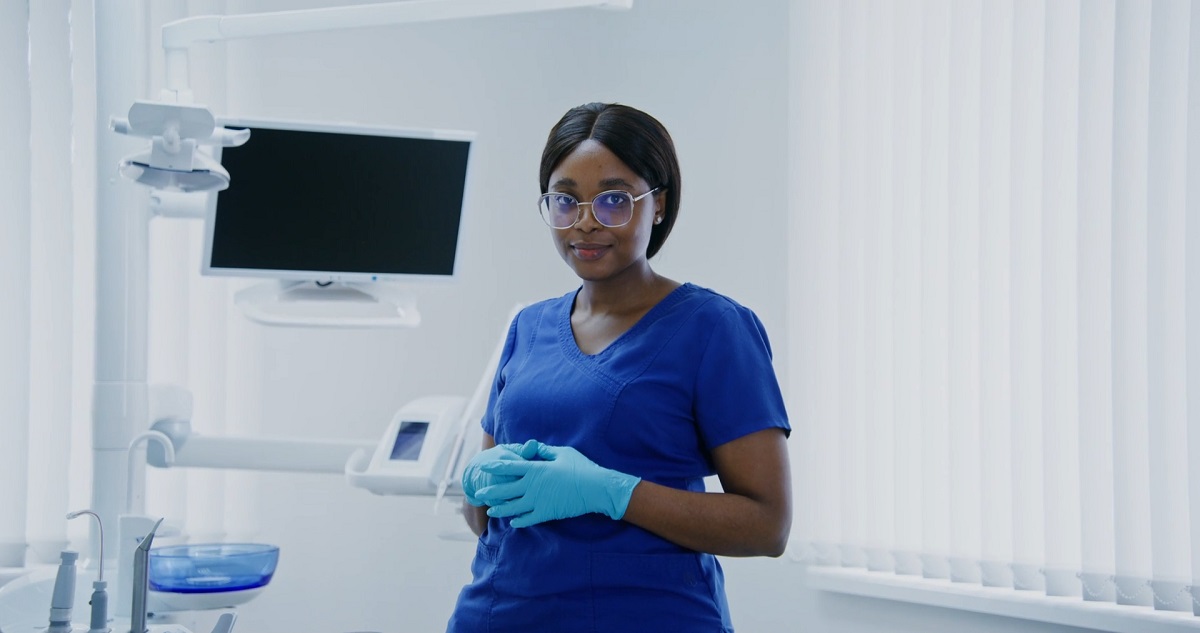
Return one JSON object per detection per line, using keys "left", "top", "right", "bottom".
{"left": 461, "top": 440, "right": 539, "bottom": 507}
{"left": 475, "top": 442, "right": 641, "bottom": 528}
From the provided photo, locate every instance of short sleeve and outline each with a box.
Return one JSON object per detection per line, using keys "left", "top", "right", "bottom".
{"left": 480, "top": 312, "right": 521, "bottom": 437}
{"left": 693, "top": 305, "right": 790, "bottom": 449}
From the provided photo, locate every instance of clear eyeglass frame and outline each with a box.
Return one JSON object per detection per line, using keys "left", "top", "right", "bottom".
{"left": 537, "top": 187, "right": 660, "bottom": 229}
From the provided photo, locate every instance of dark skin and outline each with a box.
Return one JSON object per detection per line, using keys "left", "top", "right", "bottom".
{"left": 464, "top": 140, "right": 792, "bottom": 557}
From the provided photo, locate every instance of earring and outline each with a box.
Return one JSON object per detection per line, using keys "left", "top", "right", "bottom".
{"left": 654, "top": 216, "right": 663, "bottom": 225}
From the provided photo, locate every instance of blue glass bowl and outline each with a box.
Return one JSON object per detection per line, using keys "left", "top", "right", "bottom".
{"left": 149, "top": 543, "right": 279, "bottom": 594}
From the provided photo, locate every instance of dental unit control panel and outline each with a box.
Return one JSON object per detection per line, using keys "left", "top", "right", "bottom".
{"left": 345, "top": 396, "right": 465, "bottom": 496}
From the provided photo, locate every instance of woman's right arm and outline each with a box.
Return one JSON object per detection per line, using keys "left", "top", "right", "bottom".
{"left": 462, "top": 432, "right": 497, "bottom": 536}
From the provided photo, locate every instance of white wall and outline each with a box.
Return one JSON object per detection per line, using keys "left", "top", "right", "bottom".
{"left": 152, "top": 1, "right": 1109, "bottom": 632}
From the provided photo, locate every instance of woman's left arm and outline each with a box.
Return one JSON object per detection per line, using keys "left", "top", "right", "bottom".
{"left": 620, "top": 427, "right": 792, "bottom": 557}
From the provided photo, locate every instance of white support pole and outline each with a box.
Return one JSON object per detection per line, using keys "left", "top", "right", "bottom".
{"left": 91, "top": 0, "right": 150, "bottom": 579}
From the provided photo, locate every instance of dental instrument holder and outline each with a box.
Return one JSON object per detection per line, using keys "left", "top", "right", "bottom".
{"left": 130, "top": 519, "right": 164, "bottom": 633}
{"left": 88, "top": 579, "right": 111, "bottom": 633}
{"left": 116, "top": 516, "right": 181, "bottom": 620}
{"left": 47, "top": 550, "right": 79, "bottom": 633}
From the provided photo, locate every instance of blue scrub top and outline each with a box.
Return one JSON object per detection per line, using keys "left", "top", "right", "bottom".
{"left": 447, "top": 283, "right": 789, "bottom": 633}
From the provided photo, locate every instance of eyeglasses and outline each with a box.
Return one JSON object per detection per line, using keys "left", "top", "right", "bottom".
{"left": 538, "top": 187, "right": 659, "bottom": 229}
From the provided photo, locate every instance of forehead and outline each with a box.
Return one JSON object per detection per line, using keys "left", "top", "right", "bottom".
{"left": 550, "top": 139, "right": 643, "bottom": 188}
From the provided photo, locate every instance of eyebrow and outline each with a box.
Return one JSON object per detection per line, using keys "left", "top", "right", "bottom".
{"left": 599, "top": 177, "right": 635, "bottom": 189}
{"left": 550, "top": 177, "right": 636, "bottom": 190}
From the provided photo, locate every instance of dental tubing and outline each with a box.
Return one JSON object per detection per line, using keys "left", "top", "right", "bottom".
{"left": 65, "top": 509, "right": 112, "bottom": 633}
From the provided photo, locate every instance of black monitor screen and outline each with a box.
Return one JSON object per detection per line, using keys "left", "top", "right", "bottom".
{"left": 206, "top": 123, "right": 472, "bottom": 280}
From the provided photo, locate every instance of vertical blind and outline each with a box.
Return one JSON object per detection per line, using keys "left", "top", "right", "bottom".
{"left": 0, "top": 0, "right": 86, "bottom": 569}
{"left": 789, "top": 0, "right": 1199, "bottom": 616}
{"left": 0, "top": 0, "right": 37, "bottom": 570}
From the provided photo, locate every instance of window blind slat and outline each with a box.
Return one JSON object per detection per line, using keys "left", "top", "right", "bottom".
{"left": 978, "top": 0, "right": 1016, "bottom": 589}
{"left": 0, "top": 0, "right": 34, "bottom": 569}
{"left": 1076, "top": 0, "right": 1118, "bottom": 604}
{"left": 1187, "top": 0, "right": 1200, "bottom": 618}
{"left": 838, "top": 0, "right": 869, "bottom": 570}
{"left": 1110, "top": 0, "right": 1155, "bottom": 607}
{"left": 1145, "top": 0, "right": 1192, "bottom": 611}
{"left": 890, "top": 0, "right": 925, "bottom": 576}
{"left": 864, "top": 0, "right": 897, "bottom": 574}
{"left": 26, "top": 0, "right": 76, "bottom": 565}
{"left": 1009, "top": 0, "right": 1047, "bottom": 592}
{"left": 787, "top": 0, "right": 842, "bottom": 565}
{"left": 918, "top": 0, "right": 952, "bottom": 580}
{"left": 1040, "top": 0, "right": 1083, "bottom": 598}
{"left": 947, "top": 0, "right": 983, "bottom": 585}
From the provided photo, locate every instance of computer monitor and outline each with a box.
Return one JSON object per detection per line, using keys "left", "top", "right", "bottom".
{"left": 201, "top": 117, "right": 474, "bottom": 284}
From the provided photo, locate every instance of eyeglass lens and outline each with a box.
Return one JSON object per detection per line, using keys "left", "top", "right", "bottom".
{"left": 541, "top": 191, "right": 635, "bottom": 228}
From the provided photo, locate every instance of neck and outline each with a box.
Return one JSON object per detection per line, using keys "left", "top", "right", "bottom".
{"left": 576, "top": 265, "right": 664, "bottom": 316}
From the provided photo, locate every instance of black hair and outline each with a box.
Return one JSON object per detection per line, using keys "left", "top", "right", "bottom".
{"left": 539, "top": 103, "right": 682, "bottom": 258}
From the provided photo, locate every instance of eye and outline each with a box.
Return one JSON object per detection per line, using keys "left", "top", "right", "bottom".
{"left": 598, "top": 193, "right": 630, "bottom": 208}
{"left": 551, "top": 194, "right": 576, "bottom": 210}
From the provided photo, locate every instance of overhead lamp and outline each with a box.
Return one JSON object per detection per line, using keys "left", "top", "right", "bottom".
{"left": 111, "top": 100, "right": 249, "bottom": 193}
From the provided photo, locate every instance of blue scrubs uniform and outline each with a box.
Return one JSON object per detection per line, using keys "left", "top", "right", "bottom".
{"left": 447, "top": 283, "right": 789, "bottom": 633}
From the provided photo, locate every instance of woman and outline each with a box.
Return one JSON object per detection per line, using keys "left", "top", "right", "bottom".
{"left": 446, "top": 103, "right": 791, "bottom": 633}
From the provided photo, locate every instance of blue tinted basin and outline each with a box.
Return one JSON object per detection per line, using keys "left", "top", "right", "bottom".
{"left": 149, "top": 543, "right": 279, "bottom": 594}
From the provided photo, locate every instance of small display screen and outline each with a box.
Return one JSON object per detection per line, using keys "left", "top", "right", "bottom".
{"left": 389, "top": 421, "right": 429, "bottom": 461}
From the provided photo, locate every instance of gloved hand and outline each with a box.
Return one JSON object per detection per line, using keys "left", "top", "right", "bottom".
{"left": 474, "top": 442, "right": 641, "bottom": 528}
{"left": 461, "top": 440, "right": 539, "bottom": 507}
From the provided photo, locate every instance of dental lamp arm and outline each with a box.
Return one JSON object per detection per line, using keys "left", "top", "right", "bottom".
{"left": 148, "top": 418, "right": 374, "bottom": 473}
{"left": 143, "top": 385, "right": 374, "bottom": 473}
{"left": 111, "top": 116, "right": 248, "bottom": 147}
{"left": 157, "top": 0, "right": 632, "bottom": 97}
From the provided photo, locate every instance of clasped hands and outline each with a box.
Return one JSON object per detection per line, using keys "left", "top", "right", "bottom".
{"left": 461, "top": 440, "right": 641, "bottom": 528}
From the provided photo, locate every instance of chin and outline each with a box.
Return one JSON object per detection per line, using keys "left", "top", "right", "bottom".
{"left": 570, "top": 267, "right": 610, "bottom": 283}
{"left": 565, "top": 259, "right": 613, "bottom": 282}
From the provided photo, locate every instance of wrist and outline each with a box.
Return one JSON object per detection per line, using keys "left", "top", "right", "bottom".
{"left": 605, "top": 470, "right": 641, "bottom": 520}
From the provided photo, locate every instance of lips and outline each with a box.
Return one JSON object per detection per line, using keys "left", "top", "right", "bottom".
{"left": 571, "top": 242, "right": 610, "bottom": 261}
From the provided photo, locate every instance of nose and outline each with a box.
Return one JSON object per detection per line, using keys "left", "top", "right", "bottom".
{"left": 573, "top": 201, "right": 602, "bottom": 230}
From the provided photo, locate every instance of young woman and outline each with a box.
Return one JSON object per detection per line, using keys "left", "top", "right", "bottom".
{"left": 446, "top": 103, "right": 791, "bottom": 633}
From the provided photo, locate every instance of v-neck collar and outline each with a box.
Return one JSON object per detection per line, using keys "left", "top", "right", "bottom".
{"left": 558, "top": 282, "right": 694, "bottom": 361}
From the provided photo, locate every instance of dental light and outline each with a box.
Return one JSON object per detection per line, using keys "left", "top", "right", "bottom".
{"left": 111, "top": 100, "right": 248, "bottom": 193}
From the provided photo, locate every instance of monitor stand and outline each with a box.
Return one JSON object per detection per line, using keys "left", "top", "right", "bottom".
{"left": 233, "top": 280, "right": 420, "bottom": 328}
